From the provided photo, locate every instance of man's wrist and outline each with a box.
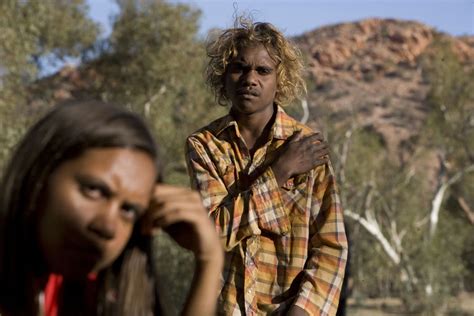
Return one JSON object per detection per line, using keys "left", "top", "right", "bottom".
{"left": 271, "top": 163, "right": 290, "bottom": 187}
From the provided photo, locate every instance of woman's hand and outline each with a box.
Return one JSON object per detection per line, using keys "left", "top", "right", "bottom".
{"left": 141, "top": 184, "right": 222, "bottom": 263}
{"left": 141, "top": 184, "right": 223, "bottom": 315}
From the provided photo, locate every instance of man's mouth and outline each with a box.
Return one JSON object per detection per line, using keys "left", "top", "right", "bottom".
{"left": 236, "top": 88, "right": 259, "bottom": 97}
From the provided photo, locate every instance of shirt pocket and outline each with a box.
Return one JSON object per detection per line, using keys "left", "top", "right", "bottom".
{"left": 280, "top": 174, "right": 309, "bottom": 215}
{"left": 281, "top": 174, "right": 307, "bottom": 191}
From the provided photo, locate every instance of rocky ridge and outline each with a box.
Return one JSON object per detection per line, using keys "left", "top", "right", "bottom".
{"left": 294, "top": 18, "right": 473, "bottom": 163}
{"left": 32, "top": 18, "right": 474, "bottom": 167}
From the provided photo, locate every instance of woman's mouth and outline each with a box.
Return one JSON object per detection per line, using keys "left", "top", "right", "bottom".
{"left": 66, "top": 238, "right": 104, "bottom": 260}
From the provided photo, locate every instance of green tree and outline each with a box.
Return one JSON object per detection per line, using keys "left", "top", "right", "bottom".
{"left": 89, "top": 0, "right": 225, "bottom": 184}
{"left": 0, "top": 0, "right": 99, "bottom": 166}
{"left": 315, "top": 35, "right": 474, "bottom": 314}
{"left": 416, "top": 35, "right": 474, "bottom": 314}
{"left": 0, "top": 0, "right": 98, "bottom": 89}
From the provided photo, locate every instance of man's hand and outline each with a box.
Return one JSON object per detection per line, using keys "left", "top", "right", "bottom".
{"left": 272, "top": 130, "right": 329, "bottom": 186}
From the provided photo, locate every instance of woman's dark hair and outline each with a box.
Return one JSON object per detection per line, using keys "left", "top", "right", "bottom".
{"left": 0, "top": 100, "right": 161, "bottom": 315}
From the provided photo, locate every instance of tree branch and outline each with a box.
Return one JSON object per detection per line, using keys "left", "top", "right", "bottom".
{"left": 299, "top": 98, "right": 309, "bottom": 124}
{"left": 345, "top": 209, "right": 401, "bottom": 265}
{"left": 430, "top": 163, "right": 474, "bottom": 237}
{"left": 457, "top": 195, "right": 474, "bottom": 225}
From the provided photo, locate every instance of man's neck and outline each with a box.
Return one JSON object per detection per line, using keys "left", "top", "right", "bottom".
{"left": 232, "top": 105, "right": 276, "bottom": 153}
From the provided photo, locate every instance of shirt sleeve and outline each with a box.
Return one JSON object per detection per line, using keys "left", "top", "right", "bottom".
{"left": 293, "top": 162, "right": 348, "bottom": 316}
{"left": 185, "top": 136, "right": 291, "bottom": 252}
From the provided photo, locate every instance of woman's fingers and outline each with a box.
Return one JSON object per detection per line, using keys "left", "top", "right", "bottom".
{"left": 141, "top": 184, "right": 220, "bottom": 260}
{"left": 154, "top": 183, "right": 191, "bottom": 196}
{"left": 142, "top": 199, "right": 203, "bottom": 233}
{"left": 149, "top": 202, "right": 200, "bottom": 228}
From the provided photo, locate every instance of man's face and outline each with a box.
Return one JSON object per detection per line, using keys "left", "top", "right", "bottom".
{"left": 224, "top": 43, "right": 278, "bottom": 116}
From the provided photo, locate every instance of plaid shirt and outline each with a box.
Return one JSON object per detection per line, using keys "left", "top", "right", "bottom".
{"left": 185, "top": 106, "right": 347, "bottom": 316}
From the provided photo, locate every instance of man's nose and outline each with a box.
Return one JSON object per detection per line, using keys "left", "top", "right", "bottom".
{"left": 88, "top": 204, "right": 118, "bottom": 240}
{"left": 242, "top": 69, "right": 258, "bottom": 86}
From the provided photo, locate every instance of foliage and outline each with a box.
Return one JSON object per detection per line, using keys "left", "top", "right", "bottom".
{"left": 0, "top": 2, "right": 473, "bottom": 314}
{"left": 0, "top": 0, "right": 98, "bottom": 87}
{"left": 319, "top": 36, "right": 474, "bottom": 314}
{"left": 421, "top": 35, "right": 474, "bottom": 166}
{"left": 416, "top": 36, "right": 474, "bottom": 313}
{"left": 0, "top": 0, "right": 99, "bottom": 168}
{"left": 89, "top": 0, "right": 226, "bottom": 183}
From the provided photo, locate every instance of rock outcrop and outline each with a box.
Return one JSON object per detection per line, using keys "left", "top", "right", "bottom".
{"left": 293, "top": 18, "right": 473, "bottom": 162}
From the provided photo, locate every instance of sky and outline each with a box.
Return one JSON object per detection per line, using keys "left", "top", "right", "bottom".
{"left": 87, "top": 0, "right": 473, "bottom": 38}
{"left": 42, "top": 0, "right": 470, "bottom": 75}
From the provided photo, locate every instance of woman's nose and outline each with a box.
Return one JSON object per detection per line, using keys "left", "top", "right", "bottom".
{"left": 88, "top": 205, "right": 118, "bottom": 240}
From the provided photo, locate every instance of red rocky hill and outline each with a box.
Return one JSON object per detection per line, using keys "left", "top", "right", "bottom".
{"left": 294, "top": 18, "right": 473, "bottom": 164}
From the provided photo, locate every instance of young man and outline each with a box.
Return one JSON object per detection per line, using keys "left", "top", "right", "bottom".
{"left": 186, "top": 19, "right": 347, "bottom": 316}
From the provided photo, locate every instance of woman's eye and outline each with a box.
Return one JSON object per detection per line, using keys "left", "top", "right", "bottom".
{"left": 81, "top": 184, "right": 104, "bottom": 199}
{"left": 120, "top": 205, "right": 140, "bottom": 221}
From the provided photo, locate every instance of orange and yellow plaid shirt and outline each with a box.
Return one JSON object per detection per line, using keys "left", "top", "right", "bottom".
{"left": 185, "top": 106, "right": 347, "bottom": 316}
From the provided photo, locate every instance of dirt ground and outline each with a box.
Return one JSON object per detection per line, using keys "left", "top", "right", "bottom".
{"left": 345, "top": 292, "right": 474, "bottom": 315}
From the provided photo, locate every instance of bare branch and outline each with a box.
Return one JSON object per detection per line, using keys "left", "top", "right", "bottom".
{"left": 457, "top": 195, "right": 474, "bottom": 225}
{"left": 143, "top": 85, "right": 167, "bottom": 118}
{"left": 345, "top": 209, "right": 401, "bottom": 265}
{"left": 337, "top": 126, "right": 355, "bottom": 185}
{"left": 299, "top": 98, "right": 309, "bottom": 124}
{"left": 430, "top": 163, "right": 474, "bottom": 237}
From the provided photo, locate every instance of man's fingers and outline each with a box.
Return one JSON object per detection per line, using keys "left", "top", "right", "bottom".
{"left": 311, "top": 132, "right": 324, "bottom": 142}
{"left": 312, "top": 147, "right": 330, "bottom": 157}
{"left": 312, "top": 157, "right": 329, "bottom": 168}
{"left": 313, "top": 141, "right": 329, "bottom": 150}
{"left": 288, "top": 130, "right": 303, "bottom": 142}
{"left": 301, "top": 132, "right": 324, "bottom": 143}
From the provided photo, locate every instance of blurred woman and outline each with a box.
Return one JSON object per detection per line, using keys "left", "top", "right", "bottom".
{"left": 0, "top": 100, "right": 223, "bottom": 316}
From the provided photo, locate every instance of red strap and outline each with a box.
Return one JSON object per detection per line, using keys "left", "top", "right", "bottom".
{"left": 44, "top": 273, "right": 98, "bottom": 315}
{"left": 44, "top": 274, "right": 63, "bottom": 316}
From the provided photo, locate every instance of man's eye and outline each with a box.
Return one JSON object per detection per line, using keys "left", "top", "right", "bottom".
{"left": 258, "top": 67, "right": 272, "bottom": 75}
{"left": 229, "top": 63, "right": 243, "bottom": 73}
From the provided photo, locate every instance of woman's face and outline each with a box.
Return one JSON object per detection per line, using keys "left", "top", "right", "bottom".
{"left": 37, "top": 148, "right": 157, "bottom": 279}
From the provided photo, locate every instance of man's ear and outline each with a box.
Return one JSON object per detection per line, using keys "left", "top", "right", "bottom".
{"left": 221, "top": 80, "right": 228, "bottom": 98}
{"left": 221, "top": 73, "right": 227, "bottom": 90}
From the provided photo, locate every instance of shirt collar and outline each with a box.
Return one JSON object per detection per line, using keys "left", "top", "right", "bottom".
{"left": 214, "top": 114, "right": 238, "bottom": 136}
{"left": 272, "top": 105, "right": 298, "bottom": 140}
{"left": 214, "top": 105, "right": 298, "bottom": 140}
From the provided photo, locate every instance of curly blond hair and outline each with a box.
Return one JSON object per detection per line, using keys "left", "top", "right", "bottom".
{"left": 205, "top": 17, "right": 306, "bottom": 106}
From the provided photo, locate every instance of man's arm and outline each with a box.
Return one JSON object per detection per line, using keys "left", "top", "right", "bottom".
{"left": 291, "top": 162, "right": 348, "bottom": 316}
{"left": 185, "top": 136, "right": 290, "bottom": 251}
